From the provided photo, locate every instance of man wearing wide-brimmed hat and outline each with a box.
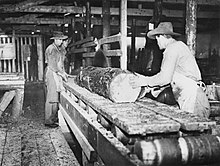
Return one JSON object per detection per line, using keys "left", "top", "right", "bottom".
{"left": 44, "top": 31, "right": 68, "bottom": 128}
{"left": 130, "top": 22, "right": 210, "bottom": 118}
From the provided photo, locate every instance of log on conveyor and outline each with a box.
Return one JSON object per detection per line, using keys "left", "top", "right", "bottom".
{"left": 76, "top": 66, "right": 141, "bottom": 103}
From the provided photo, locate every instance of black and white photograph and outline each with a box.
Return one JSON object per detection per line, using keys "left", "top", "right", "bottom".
{"left": 0, "top": 0, "right": 219, "bottom": 166}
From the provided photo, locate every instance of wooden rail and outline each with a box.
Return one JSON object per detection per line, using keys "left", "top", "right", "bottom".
{"left": 59, "top": 90, "right": 142, "bottom": 166}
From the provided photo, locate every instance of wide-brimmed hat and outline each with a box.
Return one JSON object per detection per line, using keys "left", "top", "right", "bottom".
{"left": 147, "top": 22, "right": 181, "bottom": 39}
{"left": 50, "top": 31, "right": 68, "bottom": 40}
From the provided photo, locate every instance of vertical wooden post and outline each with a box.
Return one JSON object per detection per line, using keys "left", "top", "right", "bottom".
{"left": 20, "top": 37, "right": 25, "bottom": 74}
{"left": 102, "top": 0, "right": 111, "bottom": 66}
{"left": 185, "top": 0, "right": 197, "bottom": 56}
{"left": 16, "top": 38, "right": 20, "bottom": 73}
{"left": 85, "top": 0, "right": 93, "bottom": 67}
{"left": 24, "top": 37, "right": 29, "bottom": 81}
{"left": 86, "top": 1, "right": 91, "bottom": 37}
{"left": 2, "top": 38, "right": 6, "bottom": 73}
{"left": 153, "top": 0, "right": 163, "bottom": 26}
{"left": 16, "top": 37, "right": 20, "bottom": 73}
{"left": 3, "top": 60, "right": 6, "bottom": 72}
{"left": 69, "top": 18, "right": 75, "bottom": 72}
{"left": 131, "top": 18, "right": 136, "bottom": 70}
{"left": 11, "top": 88, "right": 24, "bottom": 120}
{"left": 102, "top": 0, "right": 110, "bottom": 50}
{"left": 37, "top": 36, "right": 44, "bottom": 81}
{"left": 120, "top": 0, "right": 127, "bottom": 70}
{"left": 0, "top": 59, "right": 2, "bottom": 72}
{"left": 12, "top": 30, "right": 16, "bottom": 72}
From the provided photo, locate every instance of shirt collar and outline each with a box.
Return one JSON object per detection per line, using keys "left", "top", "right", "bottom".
{"left": 166, "top": 38, "right": 176, "bottom": 48}
{"left": 53, "top": 43, "right": 62, "bottom": 51}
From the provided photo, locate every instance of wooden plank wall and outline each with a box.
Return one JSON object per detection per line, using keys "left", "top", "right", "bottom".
{"left": 0, "top": 35, "right": 16, "bottom": 73}
{"left": 14, "top": 35, "right": 44, "bottom": 82}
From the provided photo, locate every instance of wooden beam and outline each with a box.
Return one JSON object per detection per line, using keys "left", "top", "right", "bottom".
{"left": 103, "top": 50, "right": 122, "bottom": 57}
{"left": 0, "top": 0, "right": 219, "bottom": 5}
{"left": 120, "top": 0, "right": 127, "bottom": 70}
{"left": 59, "top": 105, "right": 97, "bottom": 162}
{"left": 81, "top": 41, "right": 96, "bottom": 48}
{"left": 71, "top": 48, "right": 89, "bottom": 54}
{"left": 83, "top": 50, "right": 122, "bottom": 58}
{"left": 4, "top": 17, "right": 71, "bottom": 24}
{"left": 111, "top": 0, "right": 220, "bottom": 5}
{"left": 85, "top": 1, "right": 91, "bottom": 37}
{"left": 0, "top": 90, "right": 15, "bottom": 117}
{"left": 82, "top": 17, "right": 151, "bottom": 27}
{"left": 1, "top": 16, "right": 211, "bottom": 32}
{"left": 186, "top": 0, "right": 197, "bottom": 56}
{"left": 12, "top": 25, "right": 54, "bottom": 32}
{"left": 137, "top": 98, "right": 216, "bottom": 132}
{"left": 130, "top": 18, "right": 136, "bottom": 66}
{"left": 1, "top": 5, "right": 83, "bottom": 13}
{"left": 102, "top": 0, "right": 111, "bottom": 52}
{"left": 11, "top": 89, "right": 24, "bottom": 119}
{"left": 98, "top": 33, "right": 121, "bottom": 45}
{"left": 0, "top": 6, "right": 218, "bottom": 19}
{"left": 4, "top": 0, "right": 49, "bottom": 10}
{"left": 60, "top": 91, "right": 143, "bottom": 166}
{"left": 70, "top": 36, "right": 94, "bottom": 47}
{"left": 37, "top": 36, "right": 44, "bottom": 81}
{"left": 153, "top": 0, "right": 163, "bottom": 26}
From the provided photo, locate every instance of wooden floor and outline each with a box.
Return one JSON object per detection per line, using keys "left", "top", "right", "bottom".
{"left": 0, "top": 82, "right": 80, "bottom": 166}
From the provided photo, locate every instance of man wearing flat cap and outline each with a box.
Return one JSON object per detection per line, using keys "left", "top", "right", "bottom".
{"left": 44, "top": 31, "right": 68, "bottom": 128}
{"left": 130, "top": 22, "right": 210, "bottom": 118}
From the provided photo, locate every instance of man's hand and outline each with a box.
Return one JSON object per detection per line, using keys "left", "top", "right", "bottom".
{"left": 62, "top": 73, "right": 68, "bottom": 82}
{"left": 66, "top": 74, "right": 75, "bottom": 78}
{"left": 57, "top": 72, "right": 68, "bottom": 82}
{"left": 129, "top": 73, "right": 149, "bottom": 89}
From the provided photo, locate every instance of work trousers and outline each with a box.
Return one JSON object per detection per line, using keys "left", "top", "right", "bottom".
{"left": 44, "top": 67, "right": 60, "bottom": 125}
{"left": 45, "top": 100, "right": 59, "bottom": 125}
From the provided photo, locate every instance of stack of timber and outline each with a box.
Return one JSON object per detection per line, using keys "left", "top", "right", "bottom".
{"left": 60, "top": 67, "right": 220, "bottom": 166}
{"left": 0, "top": 73, "right": 25, "bottom": 120}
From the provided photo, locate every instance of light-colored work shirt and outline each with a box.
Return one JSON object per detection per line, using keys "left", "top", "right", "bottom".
{"left": 45, "top": 43, "right": 65, "bottom": 102}
{"left": 45, "top": 43, "right": 64, "bottom": 74}
{"left": 146, "top": 40, "right": 201, "bottom": 86}
{"left": 145, "top": 40, "right": 210, "bottom": 118}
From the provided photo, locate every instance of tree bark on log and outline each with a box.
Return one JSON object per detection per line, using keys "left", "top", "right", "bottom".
{"left": 76, "top": 66, "right": 141, "bottom": 103}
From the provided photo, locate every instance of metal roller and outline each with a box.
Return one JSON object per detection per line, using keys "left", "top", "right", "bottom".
{"left": 153, "top": 138, "right": 182, "bottom": 166}
{"left": 134, "top": 135, "right": 220, "bottom": 166}
{"left": 184, "top": 135, "right": 220, "bottom": 165}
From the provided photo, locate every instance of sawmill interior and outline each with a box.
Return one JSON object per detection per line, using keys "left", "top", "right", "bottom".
{"left": 0, "top": 0, "right": 219, "bottom": 166}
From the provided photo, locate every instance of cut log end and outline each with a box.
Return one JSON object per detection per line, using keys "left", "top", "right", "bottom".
{"left": 76, "top": 66, "right": 141, "bottom": 103}
{"left": 110, "top": 73, "right": 141, "bottom": 103}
